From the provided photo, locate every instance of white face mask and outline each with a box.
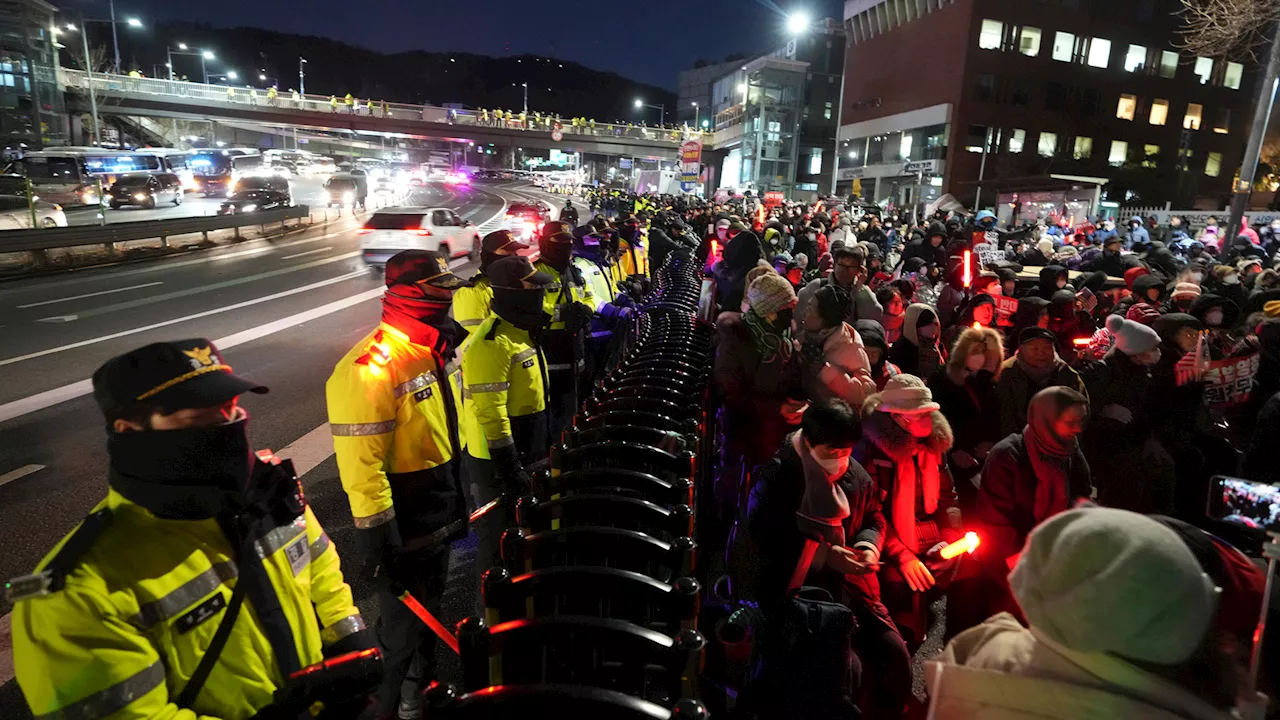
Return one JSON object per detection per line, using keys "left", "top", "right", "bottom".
{"left": 716, "top": 227, "right": 728, "bottom": 241}
{"left": 1205, "top": 309, "right": 1225, "bottom": 326}
{"left": 1224, "top": 274, "right": 1240, "bottom": 285}
{"left": 813, "top": 453, "right": 848, "bottom": 477}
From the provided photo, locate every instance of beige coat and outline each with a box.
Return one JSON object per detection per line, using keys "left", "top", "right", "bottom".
{"left": 925, "top": 613, "right": 1233, "bottom": 720}
{"left": 801, "top": 321, "right": 877, "bottom": 410}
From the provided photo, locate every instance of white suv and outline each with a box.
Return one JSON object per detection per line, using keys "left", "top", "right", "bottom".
{"left": 358, "top": 207, "right": 482, "bottom": 267}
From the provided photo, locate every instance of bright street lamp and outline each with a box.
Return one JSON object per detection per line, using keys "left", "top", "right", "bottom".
{"left": 126, "top": 17, "right": 142, "bottom": 27}
{"left": 786, "top": 11, "right": 810, "bottom": 35}
{"left": 258, "top": 73, "right": 267, "bottom": 81}
{"left": 62, "top": 23, "right": 100, "bottom": 145}
{"left": 177, "top": 42, "right": 187, "bottom": 50}
{"left": 634, "top": 98, "right": 666, "bottom": 126}
{"left": 227, "top": 70, "right": 238, "bottom": 80}
{"left": 202, "top": 50, "right": 214, "bottom": 59}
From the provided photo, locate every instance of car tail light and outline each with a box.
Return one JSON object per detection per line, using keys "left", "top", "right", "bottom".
{"left": 413, "top": 228, "right": 432, "bottom": 236}
{"left": 357, "top": 227, "right": 372, "bottom": 235}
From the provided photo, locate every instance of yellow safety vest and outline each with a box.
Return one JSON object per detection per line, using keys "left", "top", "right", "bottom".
{"left": 13, "top": 488, "right": 362, "bottom": 719}
{"left": 462, "top": 316, "right": 548, "bottom": 458}
{"left": 452, "top": 275, "right": 493, "bottom": 332}
{"left": 326, "top": 323, "right": 466, "bottom": 529}
{"left": 619, "top": 237, "right": 649, "bottom": 278}
{"left": 534, "top": 260, "right": 596, "bottom": 334}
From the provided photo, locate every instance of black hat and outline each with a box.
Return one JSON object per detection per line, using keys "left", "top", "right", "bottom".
{"left": 1018, "top": 326, "right": 1058, "bottom": 346}
{"left": 385, "top": 249, "right": 468, "bottom": 290}
{"left": 92, "top": 339, "right": 268, "bottom": 418}
{"left": 482, "top": 229, "right": 529, "bottom": 254}
{"left": 541, "top": 221, "right": 573, "bottom": 242}
{"left": 489, "top": 256, "right": 554, "bottom": 288}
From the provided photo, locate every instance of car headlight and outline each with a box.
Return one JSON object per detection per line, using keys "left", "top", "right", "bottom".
{"left": 343, "top": 191, "right": 355, "bottom": 202}
{"left": 134, "top": 193, "right": 148, "bottom": 200}
{"left": 242, "top": 204, "right": 257, "bottom": 212}
{"left": 82, "top": 191, "right": 97, "bottom": 204}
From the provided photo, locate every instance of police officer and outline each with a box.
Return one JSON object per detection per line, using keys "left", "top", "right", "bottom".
{"left": 617, "top": 214, "right": 650, "bottom": 281}
{"left": 452, "top": 229, "right": 528, "bottom": 332}
{"left": 12, "top": 340, "right": 372, "bottom": 719}
{"left": 462, "top": 255, "right": 553, "bottom": 575}
{"left": 561, "top": 198, "right": 579, "bottom": 227}
{"left": 573, "top": 225, "right": 635, "bottom": 384}
{"left": 326, "top": 249, "right": 470, "bottom": 718}
{"left": 534, "top": 220, "right": 596, "bottom": 438}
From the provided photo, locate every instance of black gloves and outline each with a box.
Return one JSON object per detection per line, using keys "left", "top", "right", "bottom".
{"left": 561, "top": 301, "right": 595, "bottom": 334}
{"left": 353, "top": 517, "right": 404, "bottom": 592}
{"left": 490, "top": 443, "right": 531, "bottom": 498}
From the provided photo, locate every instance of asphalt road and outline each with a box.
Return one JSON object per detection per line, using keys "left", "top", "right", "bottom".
{"left": 0, "top": 179, "right": 572, "bottom": 717}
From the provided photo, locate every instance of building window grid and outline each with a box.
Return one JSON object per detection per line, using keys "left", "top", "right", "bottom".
{"left": 1184, "top": 103, "right": 1203, "bottom": 130}
{"left": 1149, "top": 99, "right": 1169, "bottom": 126}
{"left": 847, "top": 0, "right": 956, "bottom": 43}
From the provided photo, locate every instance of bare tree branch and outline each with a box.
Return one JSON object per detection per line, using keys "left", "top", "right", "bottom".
{"left": 1177, "top": 0, "right": 1280, "bottom": 60}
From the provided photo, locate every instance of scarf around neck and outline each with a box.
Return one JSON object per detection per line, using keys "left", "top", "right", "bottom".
{"left": 742, "top": 308, "right": 793, "bottom": 364}
{"left": 1015, "top": 353, "right": 1058, "bottom": 387}
{"left": 382, "top": 290, "right": 457, "bottom": 355}
{"left": 1024, "top": 387, "right": 1080, "bottom": 522}
{"left": 867, "top": 410, "right": 941, "bottom": 555}
{"left": 792, "top": 431, "right": 850, "bottom": 547}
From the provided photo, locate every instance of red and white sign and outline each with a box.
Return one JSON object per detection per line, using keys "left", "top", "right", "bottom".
{"left": 992, "top": 295, "right": 1018, "bottom": 327}
{"left": 763, "top": 191, "right": 785, "bottom": 207}
{"left": 551, "top": 128, "right": 563, "bottom": 142}
{"left": 680, "top": 139, "right": 702, "bottom": 189}
{"left": 1203, "top": 352, "right": 1260, "bottom": 408}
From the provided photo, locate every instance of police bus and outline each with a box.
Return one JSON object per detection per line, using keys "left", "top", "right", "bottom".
{"left": 14, "top": 148, "right": 162, "bottom": 207}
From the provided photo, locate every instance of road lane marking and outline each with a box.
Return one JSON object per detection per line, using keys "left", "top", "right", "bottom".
{"left": 282, "top": 247, "right": 332, "bottom": 260}
{"left": 279, "top": 423, "right": 336, "bottom": 480}
{"left": 36, "top": 315, "right": 77, "bottom": 323}
{"left": 0, "top": 464, "right": 44, "bottom": 487}
{"left": 0, "top": 278, "right": 381, "bottom": 423}
{"left": 16, "top": 282, "right": 164, "bottom": 309}
{"left": 38, "top": 251, "right": 362, "bottom": 322}
{"left": 0, "top": 269, "right": 369, "bottom": 370}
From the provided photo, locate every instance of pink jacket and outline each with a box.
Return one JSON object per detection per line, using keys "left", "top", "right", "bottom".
{"left": 802, "top": 322, "right": 877, "bottom": 410}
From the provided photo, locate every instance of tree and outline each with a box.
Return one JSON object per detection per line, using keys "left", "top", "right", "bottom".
{"left": 1177, "top": 0, "right": 1280, "bottom": 232}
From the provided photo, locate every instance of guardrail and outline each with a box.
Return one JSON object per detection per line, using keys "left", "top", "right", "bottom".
{"left": 0, "top": 204, "right": 310, "bottom": 253}
{"left": 59, "top": 68, "right": 699, "bottom": 146}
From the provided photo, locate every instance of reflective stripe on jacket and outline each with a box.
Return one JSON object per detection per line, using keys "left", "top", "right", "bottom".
{"left": 13, "top": 489, "right": 360, "bottom": 720}
{"left": 452, "top": 276, "right": 493, "bottom": 330}
{"left": 462, "top": 316, "right": 548, "bottom": 458}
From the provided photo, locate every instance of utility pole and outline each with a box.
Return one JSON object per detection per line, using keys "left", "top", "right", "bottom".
{"left": 79, "top": 25, "right": 100, "bottom": 146}
{"left": 522, "top": 82, "right": 528, "bottom": 115}
{"left": 109, "top": 0, "right": 120, "bottom": 73}
{"left": 1228, "top": 21, "right": 1280, "bottom": 241}
{"left": 974, "top": 127, "right": 994, "bottom": 211}
{"left": 299, "top": 57, "right": 306, "bottom": 95}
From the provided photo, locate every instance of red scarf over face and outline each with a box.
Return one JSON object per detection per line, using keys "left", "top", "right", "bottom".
{"left": 1023, "top": 387, "right": 1083, "bottom": 522}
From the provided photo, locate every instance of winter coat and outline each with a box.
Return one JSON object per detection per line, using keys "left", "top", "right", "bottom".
{"left": 853, "top": 402, "right": 961, "bottom": 567}
{"left": 926, "top": 613, "right": 1234, "bottom": 720}
{"left": 855, "top": 319, "right": 902, "bottom": 391}
{"left": 714, "top": 311, "right": 800, "bottom": 463}
{"left": 1082, "top": 248, "right": 1131, "bottom": 278}
{"left": 746, "top": 439, "right": 886, "bottom": 605}
{"left": 1243, "top": 390, "right": 1280, "bottom": 484}
{"left": 994, "top": 356, "right": 1087, "bottom": 438}
{"left": 1127, "top": 223, "right": 1151, "bottom": 248}
{"left": 800, "top": 322, "right": 877, "bottom": 410}
{"left": 713, "top": 232, "right": 763, "bottom": 312}
{"left": 901, "top": 237, "right": 948, "bottom": 270}
{"left": 928, "top": 368, "right": 1003, "bottom": 468}
{"left": 972, "top": 433, "right": 1091, "bottom": 574}
{"left": 1035, "top": 266, "right": 1068, "bottom": 301}
{"left": 1020, "top": 248, "right": 1051, "bottom": 267}
{"left": 794, "top": 276, "right": 883, "bottom": 333}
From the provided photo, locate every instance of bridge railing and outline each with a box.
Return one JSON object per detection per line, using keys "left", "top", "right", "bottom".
{"left": 59, "top": 68, "right": 703, "bottom": 147}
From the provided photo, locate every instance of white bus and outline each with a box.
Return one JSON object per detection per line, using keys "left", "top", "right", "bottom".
{"left": 131, "top": 148, "right": 196, "bottom": 190}
{"left": 17, "top": 148, "right": 162, "bottom": 206}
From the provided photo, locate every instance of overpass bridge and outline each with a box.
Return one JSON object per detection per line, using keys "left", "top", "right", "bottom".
{"left": 59, "top": 68, "right": 694, "bottom": 160}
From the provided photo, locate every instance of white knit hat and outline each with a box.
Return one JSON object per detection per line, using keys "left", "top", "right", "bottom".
{"left": 875, "top": 374, "right": 940, "bottom": 415}
{"left": 1010, "top": 507, "right": 1217, "bottom": 665}
{"left": 1104, "top": 314, "right": 1160, "bottom": 356}
{"left": 1171, "top": 282, "right": 1202, "bottom": 301}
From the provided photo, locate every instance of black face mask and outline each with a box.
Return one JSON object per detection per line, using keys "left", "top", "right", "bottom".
{"left": 492, "top": 286, "right": 550, "bottom": 331}
{"left": 539, "top": 240, "right": 573, "bottom": 269}
{"left": 619, "top": 225, "right": 638, "bottom": 242}
{"left": 775, "top": 308, "right": 794, "bottom": 329}
{"left": 108, "top": 412, "right": 254, "bottom": 520}
{"left": 480, "top": 251, "right": 504, "bottom": 273}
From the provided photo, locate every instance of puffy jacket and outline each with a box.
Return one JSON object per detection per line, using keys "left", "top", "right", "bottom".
{"left": 326, "top": 323, "right": 466, "bottom": 530}
{"left": 535, "top": 260, "right": 596, "bottom": 369}
{"left": 794, "top": 276, "right": 883, "bottom": 333}
{"left": 13, "top": 485, "right": 364, "bottom": 720}
{"left": 800, "top": 321, "right": 877, "bottom": 409}
{"left": 452, "top": 275, "right": 493, "bottom": 331}
{"left": 461, "top": 316, "right": 549, "bottom": 463}
{"left": 618, "top": 236, "right": 650, "bottom": 278}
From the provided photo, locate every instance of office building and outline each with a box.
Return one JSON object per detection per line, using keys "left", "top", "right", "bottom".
{"left": 0, "top": 0, "right": 65, "bottom": 149}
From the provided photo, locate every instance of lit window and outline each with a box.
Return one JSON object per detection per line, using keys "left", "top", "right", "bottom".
{"left": 1073, "top": 136, "right": 1093, "bottom": 160}
{"left": 1038, "top": 132, "right": 1058, "bottom": 157}
{"left": 1214, "top": 108, "right": 1230, "bottom": 134}
{"left": 1116, "top": 94, "right": 1137, "bottom": 120}
{"left": 1205, "top": 151, "right": 1223, "bottom": 177}
{"left": 1109, "top": 140, "right": 1128, "bottom": 167}
{"left": 1225, "top": 62, "right": 1243, "bottom": 89}
{"left": 1019, "top": 27, "right": 1042, "bottom": 56}
{"left": 1194, "top": 57, "right": 1213, "bottom": 84}
{"left": 809, "top": 148, "right": 823, "bottom": 175}
{"left": 1087, "top": 38, "right": 1112, "bottom": 68}
{"left": 824, "top": 101, "right": 833, "bottom": 120}
{"left": 1149, "top": 99, "right": 1169, "bottom": 126}
{"left": 1184, "top": 103, "right": 1202, "bottom": 130}
{"left": 1009, "top": 128, "right": 1026, "bottom": 153}
{"left": 1052, "top": 32, "right": 1075, "bottom": 62}
{"left": 979, "top": 19, "right": 1003, "bottom": 50}
{"left": 1159, "top": 51, "right": 1178, "bottom": 79}
{"left": 1123, "top": 44, "right": 1147, "bottom": 72}
{"left": 900, "top": 133, "right": 913, "bottom": 159}
{"left": 1142, "top": 144, "right": 1160, "bottom": 168}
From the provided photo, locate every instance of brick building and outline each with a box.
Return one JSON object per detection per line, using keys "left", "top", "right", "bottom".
{"left": 836, "top": 0, "right": 1255, "bottom": 220}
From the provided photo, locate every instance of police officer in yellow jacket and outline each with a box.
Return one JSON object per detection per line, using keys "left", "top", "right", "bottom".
{"left": 617, "top": 214, "right": 650, "bottom": 280}
{"left": 325, "top": 249, "right": 470, "bottom": 718}
{"left": 11, "top": 340, "right": 373, "bottom": 720}
{"left": 533, "top": 221, "right": 596, "bottom": 438}
{"left": 572, "top": 227, "right": 636, "bottom": 386}
{"left": 451, "top": 229, "right": 529, "bottom": 332}
{"left": 461, "top": 255, "right": 552, "bottom": 575}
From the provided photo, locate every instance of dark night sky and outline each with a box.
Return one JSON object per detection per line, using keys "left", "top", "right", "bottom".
{"left": 92, "top": 0, "right": 844, "bottom": 90}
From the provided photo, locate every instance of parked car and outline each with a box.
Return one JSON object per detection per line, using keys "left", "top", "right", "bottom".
{"left": 108, "top": 173, "right": 183, "bottom": 209}
{"left": 503, "top": 201, "right": 551, "bottom": 240}
{"left": 0, "top": 195, "right": 66, "bottom": 229}
{"left": 324, "top": 174, "right": 368, "bottom": 208}
{"left": 358, "top": 207, "right": 481, "bottom": 267}
{"left": 219, "top": 175, "right": 293, "bottom": 214}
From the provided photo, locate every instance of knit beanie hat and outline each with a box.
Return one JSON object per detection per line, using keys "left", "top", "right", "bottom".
{"left": 1125, "top": 302, "right": 1161, "bottom": 326}
{"left": 1123, "top": 266, "right": 1150, "bottom": 291}
{"left": 1171, "top": 282, "right": 1202, "bottom": 301}
{"left": 1037, "top": 238, "right": 1055, "bottom": 257}
{"left": 1010, "top": 507, "right": 1216, "bottom": 665}
{"left": 746, "top": 263, "right": 776, "bottom": 289}
{"left": 746, "top": 272, "right": 798, "bottom": 316}
{"left": 1106, "top": 314, "right": 1161, "bottom": 355}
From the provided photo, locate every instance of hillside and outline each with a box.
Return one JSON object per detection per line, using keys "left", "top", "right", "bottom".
{"left": 93, "top": 22, "right": 678, "bottom": 124}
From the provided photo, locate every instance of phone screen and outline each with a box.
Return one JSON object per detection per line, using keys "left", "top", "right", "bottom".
{"left": 1208, "top": 475, "right": 1280, "bottom": 531}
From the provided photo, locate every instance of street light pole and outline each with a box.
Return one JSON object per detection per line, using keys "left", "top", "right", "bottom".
{"left": 522, "top": 82, "right": 528, "bottom": 115}
{"left": 166, "top": 46, "right": 173, "bottom": 80}
{"left": 77, "top": 25, "right": 100, "bottom": 145}
{"left": 109, "top": 0, "right": 120, "bottom": 73}
{"left": 299, "top": 57, "right": 306, "bottom": 95}
{"left": 692, "top": 102, "right": 699, "bottom": 129}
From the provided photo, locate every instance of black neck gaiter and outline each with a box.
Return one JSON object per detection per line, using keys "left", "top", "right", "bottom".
{"left": 492, "top": 287, "right": 550, "bottom": 332}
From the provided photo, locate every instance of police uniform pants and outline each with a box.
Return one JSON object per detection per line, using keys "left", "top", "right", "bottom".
{"left": 466, "top": 451, "right": 508, "bottom": 595}
{"left": 546, "top": 366, "right": 579, "bottom": 442}
{"left": 373, "top": 545, "right": 450, "bottom": 714}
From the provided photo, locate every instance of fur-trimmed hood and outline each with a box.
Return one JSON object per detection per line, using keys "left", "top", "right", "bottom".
{"left": 860, "top": 394, "right": 954, "bottom": 458}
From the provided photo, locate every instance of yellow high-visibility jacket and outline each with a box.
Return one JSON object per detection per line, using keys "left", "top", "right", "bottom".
{"left": 619, "top": 235, "right": 649, "bottom": 278}
{"left": 326, "top": 323, "right": 465, "bottom": 531}
{"left": 13, "top": 488, "right": 361, "bottom": 720}
{"left": 451, "top": 275, "right": 493, "bottom": 332}
{"left": 462, "top": 316, "right": 548, "bottom": 461}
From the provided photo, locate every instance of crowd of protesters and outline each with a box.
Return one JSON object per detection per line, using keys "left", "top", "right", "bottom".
{"left": 596, "top": 188, "right": 1280, "bottom": 719}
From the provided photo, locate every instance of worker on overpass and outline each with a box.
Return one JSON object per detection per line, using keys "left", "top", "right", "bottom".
{"left": 533, "top": 221, "right": 596, "bottom": 438}
{"left": 249, "top": 87, "right": 258, "bottom": 105}
{"left": 267, "top": 86, "right": 278, "bottom": 106}
{"left": 344, "top": 93, "right": 354, "bottom": 113}
{"left": 227, "top": 86, "right": 235, "bottom": 101}
{"left": 461, "top": 255, "right": 553, "bottom": 583}
{"left": 330, "top": 95, "right": 338, "bottom": 112}
{"left": 325, "top": 250, "right": 470, "bottom": 719}
{"left": 480, "top": 108, "right": 488, "bottom": 125}
{"left": 11, "top": 340, "right": 374, "bottom": 719}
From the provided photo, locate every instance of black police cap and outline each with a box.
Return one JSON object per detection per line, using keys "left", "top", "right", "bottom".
{"left": 92, "top": 339, "right": 267, "bottom": 418}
